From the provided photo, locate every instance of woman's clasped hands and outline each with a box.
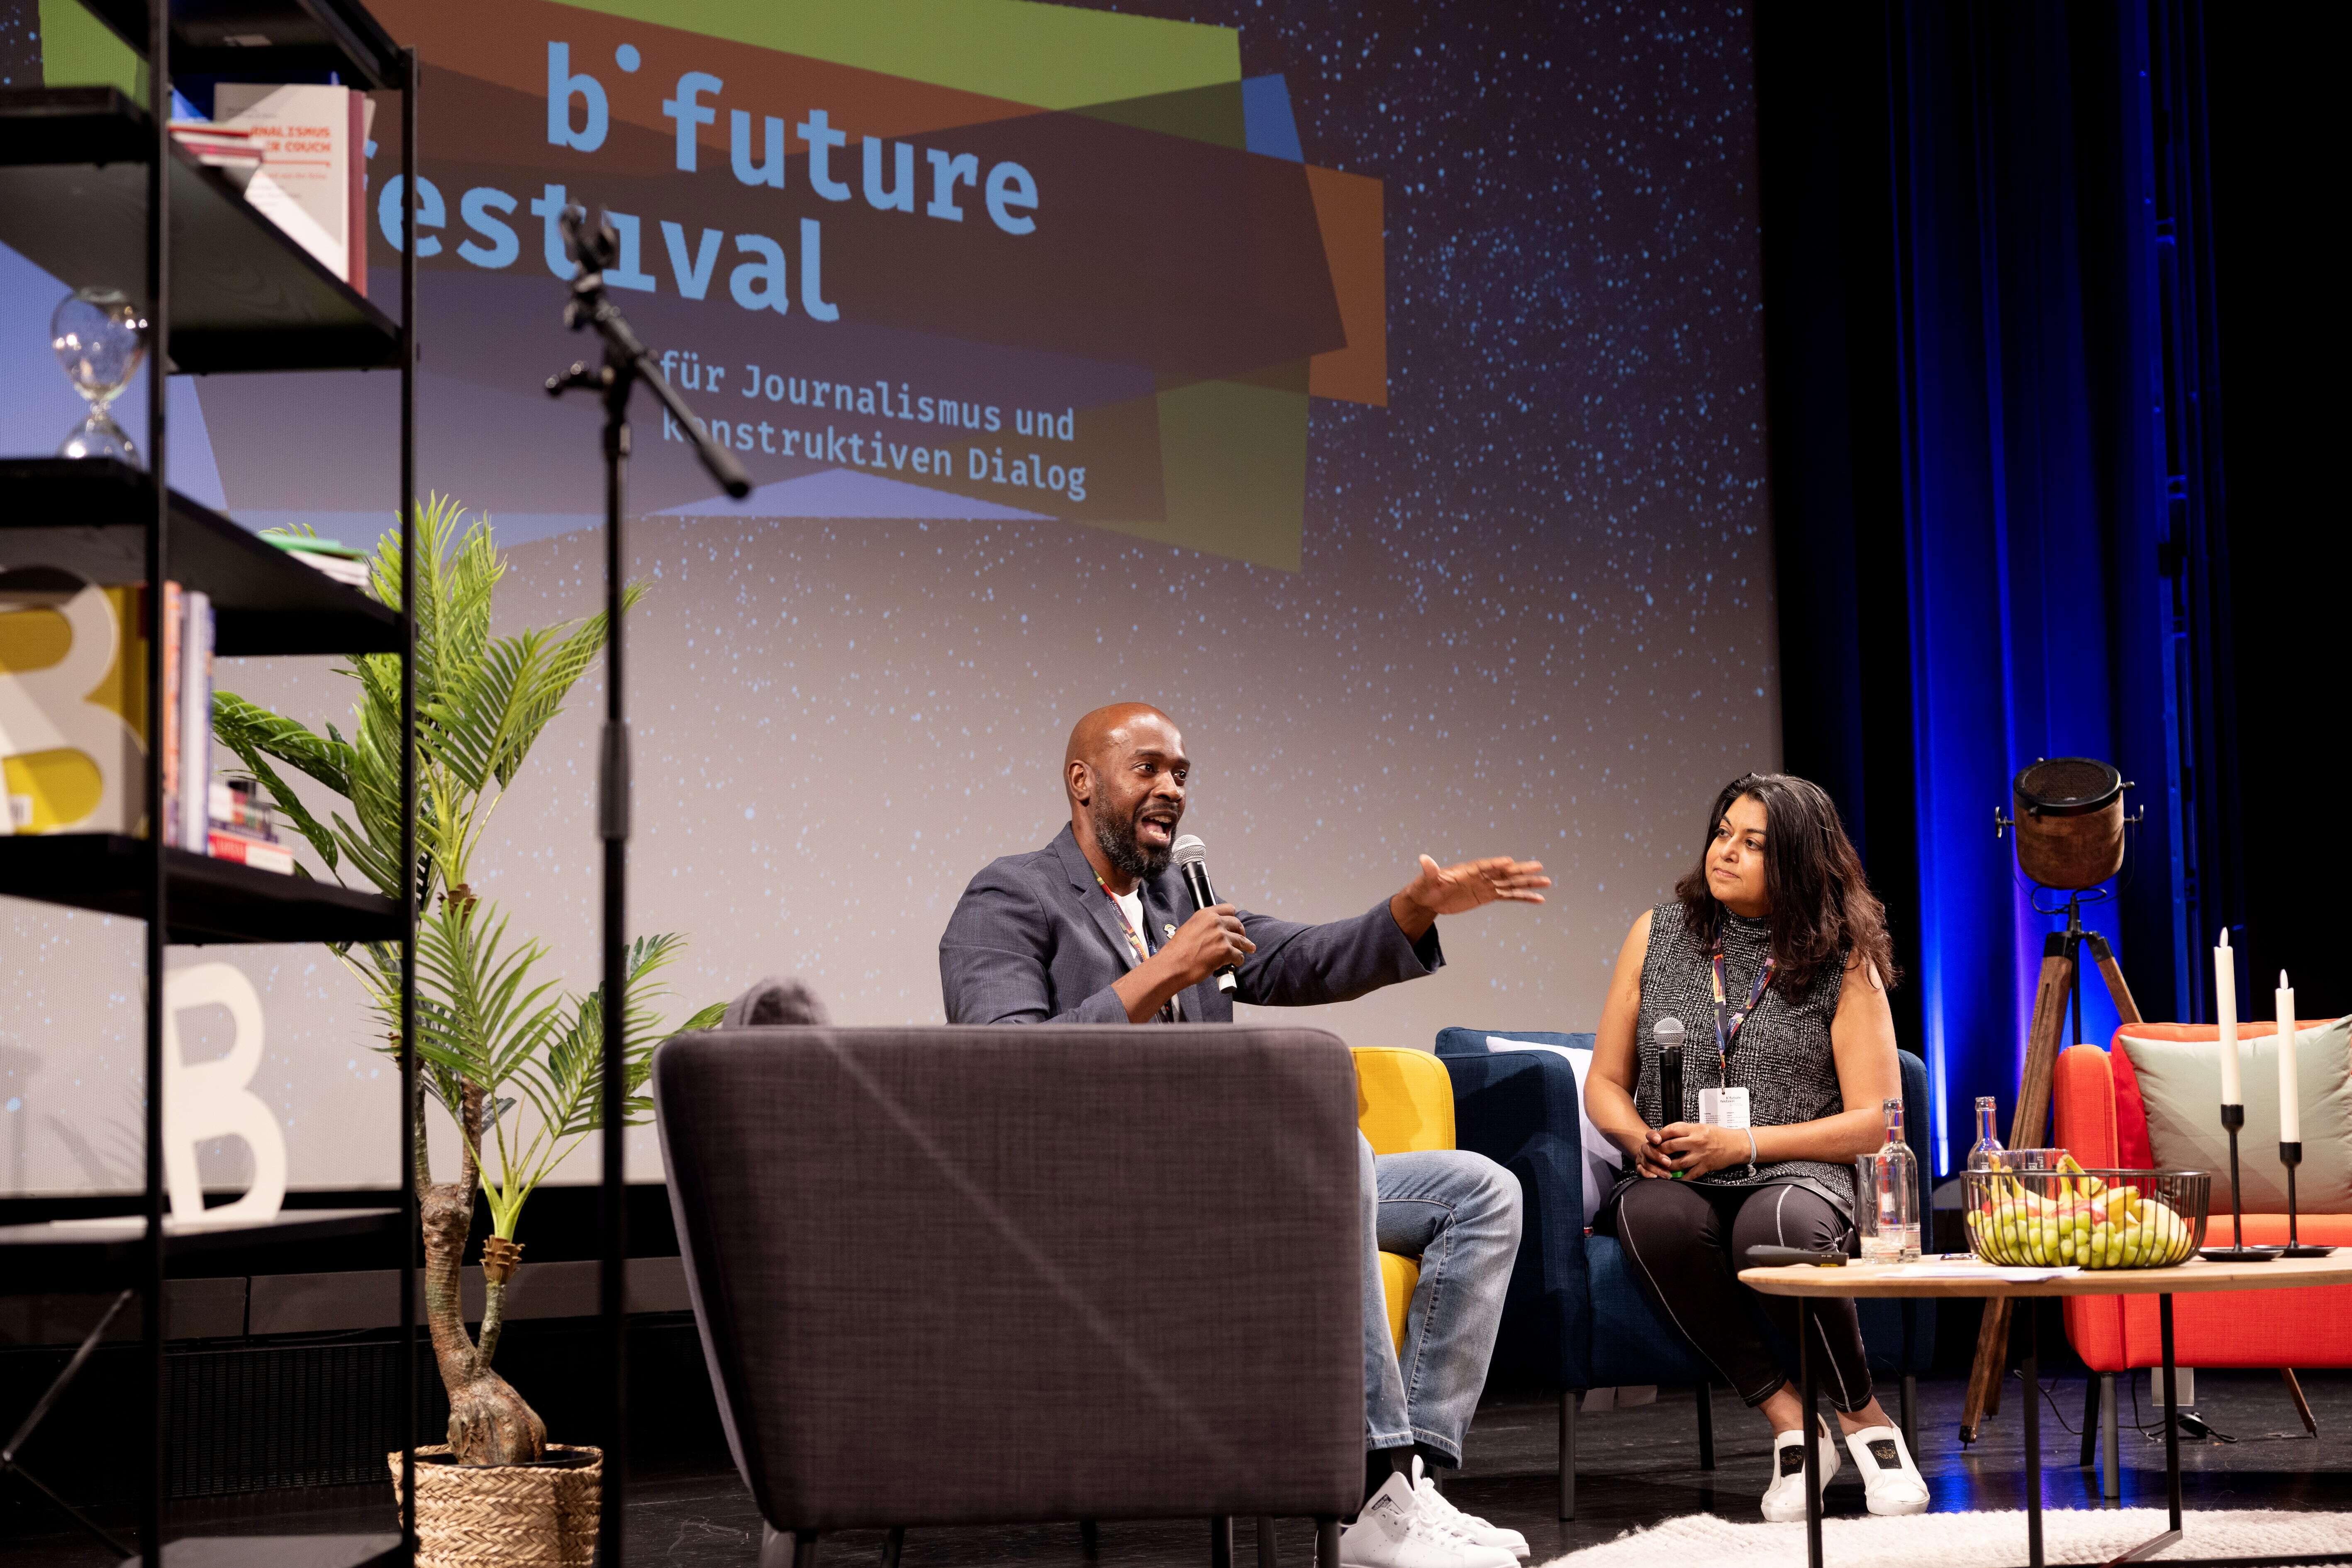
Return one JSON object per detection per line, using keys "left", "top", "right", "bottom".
{"left": 1638, "top": 1120, "right": 1752, "bottom": 1179}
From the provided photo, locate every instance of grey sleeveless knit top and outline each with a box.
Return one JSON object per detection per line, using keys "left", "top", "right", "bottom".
{"left": 1623, "top": 900, "right": 1855, "bottom": 1218}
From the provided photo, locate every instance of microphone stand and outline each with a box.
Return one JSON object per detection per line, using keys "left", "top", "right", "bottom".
{"left": 544, "top": 205, "right": 748, "bottom": 1568}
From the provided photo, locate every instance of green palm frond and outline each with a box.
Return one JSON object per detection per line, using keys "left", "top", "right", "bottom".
{"left": 215, "top": 492, "right": 720, "bottom": 1275}
{"left": 211, "top": 690, "right": 354, "bottom": 798}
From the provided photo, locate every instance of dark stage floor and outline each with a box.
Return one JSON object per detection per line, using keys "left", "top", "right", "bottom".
{"left": 12, "top": 1370, "right": 2352, "bottom": 1565}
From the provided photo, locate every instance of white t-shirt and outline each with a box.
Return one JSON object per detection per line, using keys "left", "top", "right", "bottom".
{"left": 1111, "top": 887, "right": 1179, "bottom": 1020}
{"left": 1113, "top": 888, "right": 1148, "bottom": 951}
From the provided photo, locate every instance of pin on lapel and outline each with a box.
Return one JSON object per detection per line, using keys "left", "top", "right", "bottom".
{"left": 1163, "top": 924, "right": 1177, "bottom": 938}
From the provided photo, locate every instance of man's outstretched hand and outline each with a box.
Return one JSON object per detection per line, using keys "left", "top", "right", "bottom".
{"left": 1389, "top": 854, "right": 1550, "bottom": 940}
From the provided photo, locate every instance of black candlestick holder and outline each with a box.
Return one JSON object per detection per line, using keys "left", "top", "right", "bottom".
{"left": 2199, "top": 1104, "right": 2283, "bottom": 1263}
{"left": 2280, "top": 1139, "right": 2337, "bottom": 1258}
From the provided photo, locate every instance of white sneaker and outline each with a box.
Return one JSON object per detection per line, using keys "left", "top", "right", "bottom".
{"left": 1410, "top": 1456, "right": 1530, "bottom": 1560}
{"left": 1845, "top": 1425, "right": 1928, "bottom": 1515}
{"left": 1758, "top": 1421, "right": 1842, "bottom": 1523}
{"left": 1340, "top": 1469, "right": 1520, "bottom": 1568}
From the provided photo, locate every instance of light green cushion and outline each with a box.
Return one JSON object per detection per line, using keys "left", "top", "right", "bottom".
{"left": 2119, "top": 1016, "right": 2352, "bottom": 1213}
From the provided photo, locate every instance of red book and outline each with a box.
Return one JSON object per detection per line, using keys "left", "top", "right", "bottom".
{"left": 159, "top": 581, "right": 181, "bottom": 845}
{"left": 208, "top": 830, "right": 295, "bottom": 875}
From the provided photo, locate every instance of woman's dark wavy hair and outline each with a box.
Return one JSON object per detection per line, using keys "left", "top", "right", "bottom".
{"left": 1672, "top": 772, "right": 1899, "bottom": 995}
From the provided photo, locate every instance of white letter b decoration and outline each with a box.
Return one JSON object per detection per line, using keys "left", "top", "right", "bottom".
{"left": 163, "top": 963, "right": 287, "bottom": 1224}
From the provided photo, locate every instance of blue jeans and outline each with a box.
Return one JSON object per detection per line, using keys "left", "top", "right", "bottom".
{"left": 1358, "top": 1133, "right": 1522, "bottom": 1466}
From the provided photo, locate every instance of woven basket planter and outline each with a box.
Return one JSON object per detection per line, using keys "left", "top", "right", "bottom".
{"left": 388, "top": 1444, "right": 601, "bottom": 1568}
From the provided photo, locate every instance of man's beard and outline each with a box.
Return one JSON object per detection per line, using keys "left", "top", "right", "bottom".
{"left": 1094, "top": 808, "right": 1173, "bottom": 882}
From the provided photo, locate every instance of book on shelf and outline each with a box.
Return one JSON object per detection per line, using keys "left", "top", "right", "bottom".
{"left": 208, "top": 780, "right": 283, "bottom": 843}
{"left": 210, "top": 85, "right": 374, "bottom": 293}
{"left": 0, "top": 578, "right": 147, "bottom": 834}
{"left": 207, "top": 830, "right": 295, "bottom": 876}
{"left": 160, "top": 580, "right": 181, "bottom": 845}
{"left": 178, "top": 589, "right": 213, "bottom": 854}
{"left": 265, "top": 533, "right": 375, "bottom": 593}
{"left": 167, "top": 120, "right": 264, "bottom": 190}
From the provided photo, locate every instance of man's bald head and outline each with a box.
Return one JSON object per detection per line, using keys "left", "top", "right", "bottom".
{"left": 1063, "top": 703, "right": 1190, "bottom": 889}
{"left": 1064, "top": 702, "right": 1179, "bottom": 783}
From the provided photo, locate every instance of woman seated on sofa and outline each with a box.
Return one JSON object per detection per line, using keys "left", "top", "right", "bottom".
{"left": 1584, "top": 772, "right": 1929, "bottom": 1521}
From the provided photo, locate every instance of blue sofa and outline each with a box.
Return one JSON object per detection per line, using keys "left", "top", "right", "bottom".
{"left": 1434, "top": 1029, "right": 1937, "bottom": 1517}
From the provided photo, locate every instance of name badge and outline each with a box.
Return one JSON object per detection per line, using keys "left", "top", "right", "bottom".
{"left": 1699, "top": 1085, "right": 1751, "bottom": 1129}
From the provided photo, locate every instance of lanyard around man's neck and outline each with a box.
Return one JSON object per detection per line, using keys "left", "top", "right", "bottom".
{"left": 1095, "top": 871, "right": 1178, "bottom": 1022}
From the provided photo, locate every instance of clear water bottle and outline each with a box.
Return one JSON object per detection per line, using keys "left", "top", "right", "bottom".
{"left": 1859, "top": 1097, "right": 1921, "bottom": 1262}
{"left": 1966, "top": 1095, "right": 2006, "bottom": 1171}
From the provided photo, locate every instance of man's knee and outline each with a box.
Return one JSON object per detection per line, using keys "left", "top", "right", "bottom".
{"left": 1458, "top": 1149, "right": 1522, "bottom": 1242}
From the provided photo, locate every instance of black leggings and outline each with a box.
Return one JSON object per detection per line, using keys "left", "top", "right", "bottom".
{"left": 1610, "top": 1178, "right": 1874, "bottom": 1413}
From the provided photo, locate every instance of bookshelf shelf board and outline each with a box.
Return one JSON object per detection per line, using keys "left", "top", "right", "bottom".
{"left": 113, "top": 1536, "right": 407, "bottom": 1568}
{"left": 83, "top": 0, "right": 405, "bottom": 93}
{"left": 0, "top": 1208, "right": 402, "bottom": 1294}
{"left": 0, "top": 88, "right": 400, "bottom": 373}
{"left": 0, "top": 836, "right": 401, "bottom": 945}
{"left": 0, "top": 458, "right": 400, "bottom": 656}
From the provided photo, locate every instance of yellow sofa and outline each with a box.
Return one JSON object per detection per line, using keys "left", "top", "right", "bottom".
{"left": 1352, "top": 1046, "right": 1458, "bottom": 1352}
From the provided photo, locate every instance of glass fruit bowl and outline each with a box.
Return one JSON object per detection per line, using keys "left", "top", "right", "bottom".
{"left": 1962, "top": 1158, "right": 2208, "bottom": 1269}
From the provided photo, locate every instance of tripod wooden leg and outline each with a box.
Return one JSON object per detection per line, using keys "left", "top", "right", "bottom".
{"left": 2086, "top": 932, "right": 2143, "bottom": 1027}
{"left": 2282, "top": 1368, "right": 2318, "bottom": 1436}
{"left": 1962, "top": 1301, "right": 2010, "bottom": 1442}
{"left": 1961, "top": 934, "right": 2076, "bottom": 1442}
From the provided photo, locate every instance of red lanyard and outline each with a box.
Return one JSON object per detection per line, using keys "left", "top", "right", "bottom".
{"left": 1708, "top": 936, "right": 1774, "bottom": 1086}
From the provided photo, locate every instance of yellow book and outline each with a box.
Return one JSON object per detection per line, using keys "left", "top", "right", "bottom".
{"left": 0, "top": 571, "right": 151, "bottom": 835}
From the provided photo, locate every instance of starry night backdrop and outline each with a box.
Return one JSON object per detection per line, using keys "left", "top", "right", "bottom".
{"left": 0, "top": 0, "right": 1775, "bottom": 1192}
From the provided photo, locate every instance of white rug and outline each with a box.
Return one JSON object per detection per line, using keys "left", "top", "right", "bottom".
{"left": 1540, "top": 1507, "right": 2352, "bottom": 1566}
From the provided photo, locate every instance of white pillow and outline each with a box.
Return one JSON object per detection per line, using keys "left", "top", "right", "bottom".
{"left": 2119, "top": 1016, "right": 2352, "bottom": 1213}
{"left": 1484, "top": 1035, "right": 1622, "bottom": 1226}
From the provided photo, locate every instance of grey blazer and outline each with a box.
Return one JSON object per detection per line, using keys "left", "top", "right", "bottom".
{"left": 940, "top": 824, "right": 1444, "bottom": 1025}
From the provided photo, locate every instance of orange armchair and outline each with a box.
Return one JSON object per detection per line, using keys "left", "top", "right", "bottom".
{"left": 2055, "top": 1026, "right": 2352, "bottom": 1495}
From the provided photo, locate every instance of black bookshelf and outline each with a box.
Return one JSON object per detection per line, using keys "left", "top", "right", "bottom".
{"left": 81, "top": 0, "right": 403, "bottom": 90}
{"left": 0, "top": 458, "right": 400, "bottom": 656}
{"left": 0, "top": 1208, "right": 403, "bottom": 1293}
{"left": 0, "top": 6, "right": 421, "bottom": 1565}
{"left": 111, "top": 1538, "right": 405, "bottom": 1568}
{"left": 0, "top": 89, "right": 402, "bottom": 374}
{"left": 0, "top": 835, "right": 401, "bottom": 943}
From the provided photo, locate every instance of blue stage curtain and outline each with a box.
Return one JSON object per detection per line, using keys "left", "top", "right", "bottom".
{"left": 1760, "top": 2, "right": 2228, "bottom": 1171}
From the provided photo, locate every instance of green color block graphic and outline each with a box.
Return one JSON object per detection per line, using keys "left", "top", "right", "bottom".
{"left": 1112, "top": 371, "right": 1307, "bottom": 573}
{"left": 39, "top": 0, "right": 142, "bottom": 98}
{"left": 1075, "top": 80, "right": 1249, "bottom": 152}
{"left": 550, "top": 0, "right": 1238, "bottom": 107}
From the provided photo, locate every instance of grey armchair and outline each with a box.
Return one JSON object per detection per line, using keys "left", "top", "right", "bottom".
{"left": 654, "top": 1023, "right": 1367, "bottom": 1567}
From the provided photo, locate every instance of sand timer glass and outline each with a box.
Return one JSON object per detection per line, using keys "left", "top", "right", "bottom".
{"left": 51, "top": 286, "right": 149, "bottom": 464}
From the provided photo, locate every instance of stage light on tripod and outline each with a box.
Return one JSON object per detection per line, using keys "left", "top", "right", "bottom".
{"left": 1994, "top": 756, "right": 2138, "bottom": 892}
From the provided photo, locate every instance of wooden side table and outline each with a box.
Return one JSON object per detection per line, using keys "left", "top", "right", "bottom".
{"left": 1739, "top": 1254, "right": 2352, "bottom": 1568}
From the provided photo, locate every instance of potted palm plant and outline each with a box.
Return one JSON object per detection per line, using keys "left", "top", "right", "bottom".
{"left": 214, "top": 497, "right": 719, "bottom": 1566}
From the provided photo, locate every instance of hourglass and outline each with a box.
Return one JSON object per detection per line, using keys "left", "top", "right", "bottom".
{"left": 51, "top": 286, "right": 148, "bottom": 464}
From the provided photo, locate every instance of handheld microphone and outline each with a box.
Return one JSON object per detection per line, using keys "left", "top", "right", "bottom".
{"left": 1654, "top": 1016, "right": 1687, "bottom": 1177}
{"left": 1170, "top": 834, "right": 1239, "bottom": 994}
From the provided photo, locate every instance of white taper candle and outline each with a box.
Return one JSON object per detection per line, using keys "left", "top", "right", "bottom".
{"left": 2278, "top": 971, "right": 2299, "bottom": 1146}
{"left": 2216, "top": 930, "right": 2241, "bottom": 1106}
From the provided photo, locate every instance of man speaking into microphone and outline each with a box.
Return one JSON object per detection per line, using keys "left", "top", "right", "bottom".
{"left": 940, "top": 702, "right": 1550, "bottom": 1567}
